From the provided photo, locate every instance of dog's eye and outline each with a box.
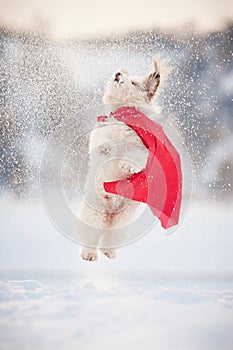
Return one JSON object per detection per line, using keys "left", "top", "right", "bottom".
{"left": 131, "top": 81, "right": 137, "bottom": 86}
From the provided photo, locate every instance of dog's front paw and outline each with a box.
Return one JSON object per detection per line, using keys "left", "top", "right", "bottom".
{"left": 99, "top": 145, "right": 111, "bottom": 155}
{"left": 100, "top": 249, "right": 116, "bottom": 259}
{"left": 81, "top": 249, "right": 98, "bottom": 261}
{"left": 119, "top": 161, "right": 137, "bottom": 176}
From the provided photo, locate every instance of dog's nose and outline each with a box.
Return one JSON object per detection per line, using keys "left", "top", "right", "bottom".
{"left": 114, "top": 72, "right": 122, "bottom": 81}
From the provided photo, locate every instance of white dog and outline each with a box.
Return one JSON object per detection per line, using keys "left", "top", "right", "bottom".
{"left": 79, "top": 58, "right": 168, "bottom": 261}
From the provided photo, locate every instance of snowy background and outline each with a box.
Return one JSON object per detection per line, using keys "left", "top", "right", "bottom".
{"left": 0, "top": 3, "right": 233, "bottom": 349}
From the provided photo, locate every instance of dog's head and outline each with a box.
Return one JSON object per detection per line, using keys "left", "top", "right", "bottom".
{"left": 103, "top": 59, "right": 166, "bottom": 105}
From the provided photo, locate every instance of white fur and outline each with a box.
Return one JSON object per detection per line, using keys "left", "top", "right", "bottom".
{"left": 79, "top": 58, "right": 167, "bottom": 261}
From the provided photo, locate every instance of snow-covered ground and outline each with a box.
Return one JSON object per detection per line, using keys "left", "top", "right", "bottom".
{"left": 0, "top": 279, "right": 233, "bottom": 350}
{"left": 0, "top": 199, "right": 233, "bottom": 349}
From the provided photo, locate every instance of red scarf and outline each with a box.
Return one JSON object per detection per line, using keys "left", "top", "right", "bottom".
{"left": 97, "top": 107, "right": 182, "bottom": 229}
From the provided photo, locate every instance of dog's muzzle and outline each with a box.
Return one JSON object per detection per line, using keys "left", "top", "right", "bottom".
{"left": 114, "top": 72, "right": 122, "bottom": 82}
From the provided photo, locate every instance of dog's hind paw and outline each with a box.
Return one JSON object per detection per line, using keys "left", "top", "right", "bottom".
{"left": 100, "top": 249, "right": 116, "bottom": 259}
{"left": 81, "top": 250, "right": 98, "bottom": 261}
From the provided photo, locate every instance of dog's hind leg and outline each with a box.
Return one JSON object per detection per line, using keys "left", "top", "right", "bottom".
{"left": 99, "top": 225, "right": 130, "bottom": 260}
{"left": 79, "top": 225, "right": 100, "bottom": 261}
{"left": 78, "top": 204, "right": 102, "bottom": 261}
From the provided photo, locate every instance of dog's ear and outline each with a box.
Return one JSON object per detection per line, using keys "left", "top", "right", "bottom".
{"left": 143, "top": 61, "right": 160, "bottom": 98}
